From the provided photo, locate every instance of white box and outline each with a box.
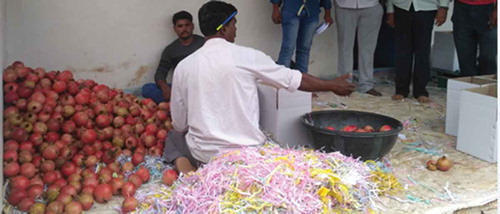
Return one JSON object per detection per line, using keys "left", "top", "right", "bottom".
{"left": 475, "top": 74, "right": 497, "bottom": 81}
{"left": 445, "top": 77, "right": 496, "bottom": 136}
{"left": 257, "top": 83, "right": 312, "bottom": 148}
{"left": 457, "top": 84, "right": 497, "bottom": 163}
{"left": 431, "top": 31, "right": 460, "bottom": 73}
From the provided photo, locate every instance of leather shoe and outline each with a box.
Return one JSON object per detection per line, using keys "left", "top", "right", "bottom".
{"left": 366, "top": 89, "right": 382, "bottom": 96}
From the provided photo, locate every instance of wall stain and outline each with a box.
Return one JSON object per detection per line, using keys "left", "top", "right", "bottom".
{"left": 129, "top": 65, "right": 150, "bottom": 86}
{"left": 91, "top": 65, "right": 112, "bottom": 73}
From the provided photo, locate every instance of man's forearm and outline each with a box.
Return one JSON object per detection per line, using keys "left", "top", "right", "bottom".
{"left": 155, "top": 79, "right": 170, "bottom": 92}
{"left": 298, "top": 73, "right": 334, "bottom": 92}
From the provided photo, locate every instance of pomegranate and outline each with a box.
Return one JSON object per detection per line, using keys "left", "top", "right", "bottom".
{"left": 109, "top": 178, "right": 125, "bottom": 195}
{"left": 162, "top": 169, "right": 178, "bottom": 186}
{"left": 426, "top": 160, "right": 437, "bottom": 171}
{"left": 132, "top": 152, "right": 145, "bottom": 166}
{"left": 4, "top": 162, "right": 20, "bottom": 177}
{"left": 436, "top": 156, "right": 453, "bottom": 171}
{"left": 17, "top": 197, "right": 35, "bottom": 211}
{"left": 43, "top": 171, "right": 58, "bottom": 185}
{"left": 127, "top": 174, "right": 143, "bottom": 188}
{"left": 121, "top": 182, "right": 137, "bottom": 197}
{"left": 10, "top": 175, "right": 30, "bottom": 190}
{"left": 7, "top": 188, "right": 26, "bottom": 206}
{"left": 29, "top": 202, "right": 46, "bottom": 214}
{"left": 4, "top": 140, "right": 19, "bottom": 151}
{"left": 122, "top": 162, "right": 134, "bottom": 172}
{"left": 81, "top": 185, "right": 95, "bottom": 195}
{"left": 46, "top": 201, "right": 64, "bottom": 214}
{"left": 42, "top": 145, "right": 59, "bottom": 160}
{"left": 78, "top": 193, "right": 94, "bottom": 211}
{"left": 93, "top": 183, "right": 113, "bottom": 203}
{"left": 136, "top": 167, "right": 151, "bottom": 183}
{"left": 27, "top": 184, "right": 44, "bottom": 199}
{"left": 379, "top": 125, "right": 392, "bottom": 132}
{"left": 61, "top": 162, "right": 77, "bottom": 177}
{"left": 122, "top": 197, "right": 138, "bottom": 213}
{"left": 341, "top": 125, "right": 358, "bottom": 132}
{"left": 3, "top": 150, "right": 18, "bottom": 162}
{"left": 363, "top": 125, "right": 375, "bottom": 132}
{"left": 20, "top": 162, "right": 36, "bottom": 178}
{"left": 41, "top": 160, "right": 56, "bottom": 173}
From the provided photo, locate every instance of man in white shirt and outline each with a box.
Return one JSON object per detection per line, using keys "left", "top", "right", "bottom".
{"left": 165, "top": 1, "right": 355, "bottom": 173}
{"left": 335, "top": 0, "right": 384, "bottom": 96}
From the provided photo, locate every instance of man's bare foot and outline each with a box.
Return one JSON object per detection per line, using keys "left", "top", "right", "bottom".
{"left": 174, "top": 157, "right": 196, "bottom": 174}
{"left": 417, "top": 96, "right": 429, "bottom": 103}
{"left": 392, "top": 94, "right": 404, "bottom": 100}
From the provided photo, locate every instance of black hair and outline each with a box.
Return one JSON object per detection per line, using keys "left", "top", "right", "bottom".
{"left": 198, "top": 1, "right": 237, "bottom": 37}
{"left": 172, "top": 11, "right": 193, "bottom": 25}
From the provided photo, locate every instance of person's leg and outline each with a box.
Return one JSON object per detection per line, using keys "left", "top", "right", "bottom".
{"left": 393, "top": 6, "right": 413, "bottom": 98}
{"left": 141, "top": 83, "right": 166, "bottom": 103}
{"left": 295, "top": 13, "right": 319, "bottom": 73}
{"left": 412, "top": 9, "right": 435, "bottom": 99}
{"left": 335, "top": 6, "right": 358, "bottom": 82}
{"left": 277, "top": 10, "right": 300, "bottom": 68}
{"left": 163, "top": 130, "right": 197, "bottom": 174}
{"left": 452, "top": 1, "right": 479, "bottom": 76}
{"left": 357, "top": 4, "right": 383, "bottom": 94}
{"left": 475, "top": 3, "right": 497, "bottom": 75}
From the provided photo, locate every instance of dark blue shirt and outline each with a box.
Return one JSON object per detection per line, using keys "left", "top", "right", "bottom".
{"left": 270, "top": 0, "right": 332, "bottom": 17}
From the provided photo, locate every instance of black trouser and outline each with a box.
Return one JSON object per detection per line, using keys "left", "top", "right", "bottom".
{"left": 452, "top": 1, "right": 497, "bottom": 76}
{"left": 394, "top": 6, "right": 436, "bottom": 98}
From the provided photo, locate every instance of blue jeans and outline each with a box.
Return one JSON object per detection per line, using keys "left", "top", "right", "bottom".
{"left": 452, "top": 1, "right": 497, "bottom": 76}
{"left": 141, "top": 83, "right": 169, "bottom": 103}
{"left": 277, "top": 10, "right": 319, "bottom": 73}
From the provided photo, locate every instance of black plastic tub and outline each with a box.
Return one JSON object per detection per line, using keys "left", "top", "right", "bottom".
{"left": 302, "top": 110, "right": 403, "bottom": 161}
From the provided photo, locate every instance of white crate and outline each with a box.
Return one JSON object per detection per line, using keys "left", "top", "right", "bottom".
{"left": 445, "top": 77, "right": 496, "bottom": 136}
{"left": 457, "top": 84, "right": 497, "bottom": 163}
{"left": 258, "top": 83, "right": 312, "bottom": 148}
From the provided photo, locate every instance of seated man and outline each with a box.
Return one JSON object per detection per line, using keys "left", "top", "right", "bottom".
{"left": 165, "top": 1, "right": 355, "bottom": 173}
{"left": 142, "top": 10, "right": 204, "bottom": 103}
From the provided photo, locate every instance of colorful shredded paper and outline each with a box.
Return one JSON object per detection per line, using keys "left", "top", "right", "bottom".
{"left": 131, "top": 145, "right": 401, "bottom": 214}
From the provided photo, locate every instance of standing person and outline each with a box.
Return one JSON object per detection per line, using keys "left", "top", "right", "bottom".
{"left": 271, "top": 0, "right": 334, "bottom": 73}
{"left": 452, "top": 0, "right": 497, "bottom": 76}
{"left": 386, "top": 0, "right": 449, "bottom": 103}
{"left": 166, "top": 0, "right": 355, "bottom": 173}
{"left": 141, "top": 11, "right": 205, "bottom": 103}
{"left": 335, "top": 0, "right": 384, "bottom": 96}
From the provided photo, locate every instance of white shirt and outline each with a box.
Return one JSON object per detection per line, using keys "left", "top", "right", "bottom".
{"left": 171, "top": 38, "right": 303, "bottom": 163}
{"left": 335, "top": 0, "right": 379, "bottom": 9}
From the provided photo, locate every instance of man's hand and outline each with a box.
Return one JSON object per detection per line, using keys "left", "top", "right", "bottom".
{"left": 330, "top": 74, "right": 355, "bottom": 96}
{"left": 324, "top": 14, "right": 333, "bottom": 26}
{"left": 435, "top": 8, "right": 447, "bottom": 26}
{"left": 272, "top": 10, "right": 281, "bottom": 24}
{"left": 489, "top": 7, "right": 497, "bottom": 29}
{"left": 272, "top": 5, "right": 281, "bottom": 24}
{"left": 386, "top": 13, "right": 395, "bottom": 28}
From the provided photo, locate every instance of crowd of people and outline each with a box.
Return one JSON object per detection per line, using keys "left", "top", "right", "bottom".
{"left": 140, "top": 0, "right": 496, "bottom": 173}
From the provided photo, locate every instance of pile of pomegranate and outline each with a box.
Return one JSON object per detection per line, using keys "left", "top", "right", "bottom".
{"left": 324, "top": 125, "right": 392, "bottom": 132}
{"left": 3, "top": 61, "right": 174, "bottom": 213}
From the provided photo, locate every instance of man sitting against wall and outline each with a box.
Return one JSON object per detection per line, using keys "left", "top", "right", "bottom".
{"left": 141, "top": 11, "right": 205, "bottom": 103}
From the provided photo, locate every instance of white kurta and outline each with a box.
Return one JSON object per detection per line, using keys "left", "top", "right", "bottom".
{"left": 171, "top": 38, "right": 302, "bottom": 163}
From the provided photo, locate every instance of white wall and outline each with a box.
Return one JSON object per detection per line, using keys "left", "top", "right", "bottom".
{"left": 3, "top": 0, "right": 453, "bottom": 89}
{"left": 4, "top": 0, "right": 336, "bottom": 89}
